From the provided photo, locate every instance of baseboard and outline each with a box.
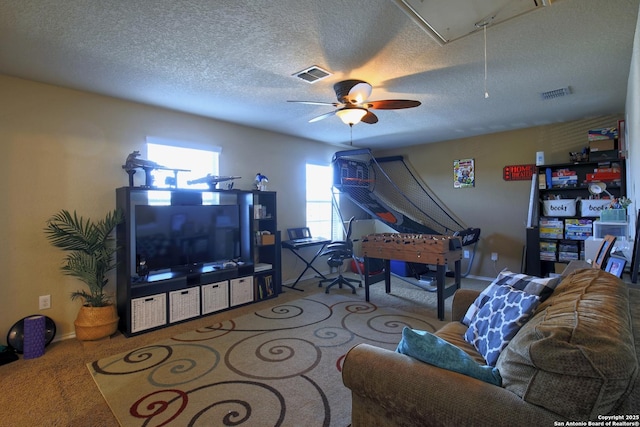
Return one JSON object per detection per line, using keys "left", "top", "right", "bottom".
{"left": 54, "top": 331, "right": 76, "bottom": 343}
{"left": 465, "top": 274, "right": 495, "bottom": 282}
{"left": 284, "top": 272, "right": 495, "bottom": 286}
{"left": 282, "top": 270, "right": 332, "bottom": 286}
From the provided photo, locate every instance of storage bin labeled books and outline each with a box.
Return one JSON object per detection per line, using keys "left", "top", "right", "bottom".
{"left": 543, "top": 199, "right": 576, "bottom": 217}
{"left": 580, "top": 199, "right": 611, "bottom": 217}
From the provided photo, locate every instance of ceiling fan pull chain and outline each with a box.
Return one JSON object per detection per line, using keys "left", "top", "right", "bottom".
{"left": 349, "top": 123, "right": 354, "bottom": 146}
{"left": 483, "top": 23, "right": 489, "bottom": 99}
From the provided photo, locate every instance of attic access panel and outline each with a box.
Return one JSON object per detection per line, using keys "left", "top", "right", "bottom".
{"left": 393, "top": 0, "right": 546, "bottom": 45}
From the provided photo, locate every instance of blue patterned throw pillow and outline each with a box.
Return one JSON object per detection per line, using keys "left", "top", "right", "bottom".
{"left": 461, "top": 270, "right": 559, "bottom": 326}
{"left": 493, "top": 270, "right": 560, "bottom": 301}
{"left": 461, "top": 282, "right": 501, "bottom": 326}
{"left": 464, "top": 285, "right": 540, "bottom": 366}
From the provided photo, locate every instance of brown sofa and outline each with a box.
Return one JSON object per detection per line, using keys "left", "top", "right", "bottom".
{"left": 342, "top": 268, "right": 640, "bottom": 426}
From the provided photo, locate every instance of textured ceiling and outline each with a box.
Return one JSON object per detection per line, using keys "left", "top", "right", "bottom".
{"left": 0, "top": 0, "right": 638, "bottom": 148}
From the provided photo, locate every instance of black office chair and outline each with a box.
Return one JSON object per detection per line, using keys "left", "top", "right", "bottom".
{"left": 318, "top": 217, "right": 362, "bottom": 294}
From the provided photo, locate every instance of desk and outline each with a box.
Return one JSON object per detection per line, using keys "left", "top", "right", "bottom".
{"left": 361, "top": 233, "right": 462, "bottom": 320}
{"left": 282, "top": 238, "right": 332, "bottom": 290}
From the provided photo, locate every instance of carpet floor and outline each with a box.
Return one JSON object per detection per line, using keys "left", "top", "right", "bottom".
{"left": 89, "top": 292, "right": 448, "bottom": 427}
{"left": 0, "top": 274, "right": 489, "bottom": 427}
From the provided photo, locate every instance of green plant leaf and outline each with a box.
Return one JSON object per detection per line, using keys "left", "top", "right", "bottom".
{"left": 45, "top": 209, "right": 123, "bottom": 306}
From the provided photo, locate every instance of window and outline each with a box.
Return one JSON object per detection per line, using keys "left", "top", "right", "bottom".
{"left": 146, "top": 137, "right": 220, "bottom": 204}
{"left": 306, "top": 163, "right": 339, "bottom": 240}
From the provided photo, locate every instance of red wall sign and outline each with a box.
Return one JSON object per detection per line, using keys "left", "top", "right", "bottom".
{"left": 503, "top": 164, "right": 536, "bottom": 181}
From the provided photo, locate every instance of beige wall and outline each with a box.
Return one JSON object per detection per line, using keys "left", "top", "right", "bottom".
{"left": 0, "top": 72, "right": 633, "bottom": 343}
{"left": 374, "top": 116, "right": 624, "bottom": 278}
{"left": 0, "top": 75, "right": 339, "bottom": 340}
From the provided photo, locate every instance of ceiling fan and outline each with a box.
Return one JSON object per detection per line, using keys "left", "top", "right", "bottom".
{"left": 288, "top": 79, "right": 421, "bottom": 126}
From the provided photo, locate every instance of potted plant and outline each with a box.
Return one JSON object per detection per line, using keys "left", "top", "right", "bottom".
{"left": 45, "top": 209, "right": 124, "bottom": 340}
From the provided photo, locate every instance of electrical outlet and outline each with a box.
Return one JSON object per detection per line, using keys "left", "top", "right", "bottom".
{"left": 39, "top": 295, "right": 51, "bottom": 310}
{"left": 463, "top": 250, "right": 470, "bottom": 259}
{"left": 491, "top": 252, "right": 498, "bottom": 261}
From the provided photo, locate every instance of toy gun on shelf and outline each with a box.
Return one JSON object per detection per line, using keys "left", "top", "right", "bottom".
{"left": 122, "top": 151, "right": 190, "bottom": 188}
{"left": 187, "top": 174, "right": 241, "bottom": 190}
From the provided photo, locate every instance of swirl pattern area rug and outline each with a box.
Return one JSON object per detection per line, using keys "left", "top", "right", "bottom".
{"left": 88, "top": 292, "right": 443, "bottom": 426}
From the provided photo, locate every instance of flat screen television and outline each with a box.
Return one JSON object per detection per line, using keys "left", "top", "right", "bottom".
{"left": 135, "top": 204, "right": 240, "bottom": 275}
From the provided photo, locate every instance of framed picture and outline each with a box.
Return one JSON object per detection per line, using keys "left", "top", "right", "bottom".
{"left": 605, "top": 255, "right": 626, "bottom": 278}
{"left": 453, "top": 158, "right": 475, "bottom": 188}
{"left": 593, "top": 235, "right": 616, "bottom": 270}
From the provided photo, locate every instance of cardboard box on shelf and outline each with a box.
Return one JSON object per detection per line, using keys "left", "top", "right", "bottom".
{"left": 540, "top": 240, "right": 557, "bottom": 261}
{"left": 589, "top": 139, "right": 616, "bottom": 151}
{"left": 550, "top": 169, "right": 578, "bottom": 188}
{"left": 260, "top": 234, "right": 275, "bottom": 245}
{"left": 564, "top": 218, "right": 593, "bottom": 240}
{"left": 539, "top": 217, "right": 564, "bottom": 239}
{"left": 588, "top": 127, "right": 618, "bottom": 141}
{"left": 585, "top": 171, "right": 621, "bottom": 182}
{"left": 550, "top": 175, "right": 578, "bottom": 187}
{"left": 589, "top": 149, "right": 619, "bottom": 162}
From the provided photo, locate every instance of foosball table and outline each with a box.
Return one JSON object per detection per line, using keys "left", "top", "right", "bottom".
{"left": 360, "top": 233, "right": 463, "bottom": 320}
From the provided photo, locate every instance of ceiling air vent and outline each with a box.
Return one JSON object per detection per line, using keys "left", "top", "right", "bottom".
{"left": 541, "top": 86, "right": 572, "bottom": 100}
{"left": 292, "top": 65, "right": 332, "bottom": 83}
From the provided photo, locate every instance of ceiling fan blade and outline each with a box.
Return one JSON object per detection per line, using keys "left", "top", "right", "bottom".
{"left": 361, "top": 111, "right": 378, "bottom": 124}
{"left": 308, "top": 110, "right": 338, "bottom": 123}
{"left": 334, "top": 79, "right": 372, "bottom": 104}
{"left": 292, "top": 79, "right": 417, "bottom": 125}
{"left": 287, "top": 100, "right": 341, "bottom": 107}
{"left": 366, "top": 99, "right": 421, "bottom": 110}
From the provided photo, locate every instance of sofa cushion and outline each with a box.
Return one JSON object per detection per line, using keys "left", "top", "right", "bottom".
{"left": 396, "top": 327, "right": 502, "bottom": 385}
{"left": 464, "top": 285, "right": 540, "bottom": 366}
{"left": 496, "top": 268, "right": 639, "bottom": 420}
{"left": 434, "top": 321, "right": 486, "bottom": 365}
{"left": 462, "top": 270, "right": 560, "bottom": 326}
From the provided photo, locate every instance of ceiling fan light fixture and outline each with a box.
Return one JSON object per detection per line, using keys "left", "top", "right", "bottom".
{"left": 336, "top": 108, "right": 368, "bottom": 125}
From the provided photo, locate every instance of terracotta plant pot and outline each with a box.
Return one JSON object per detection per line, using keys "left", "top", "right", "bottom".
{"left": 74, "top": 304, "right": 119, "bottom": 341}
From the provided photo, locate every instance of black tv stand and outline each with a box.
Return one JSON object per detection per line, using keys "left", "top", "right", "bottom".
{"left": 115, "top": 187, "right": 280, "bottom": 336}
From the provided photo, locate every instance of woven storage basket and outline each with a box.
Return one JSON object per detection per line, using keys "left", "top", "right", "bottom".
{"left": 74, "top": 304, "right": 119, "bottom": 341}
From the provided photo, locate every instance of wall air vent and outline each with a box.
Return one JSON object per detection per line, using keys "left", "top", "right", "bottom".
{"left": 292, "top": 65, "right": 332, "bottom": 83}
{"left": 541, "top": 86, "right": 572, "bottom": 100}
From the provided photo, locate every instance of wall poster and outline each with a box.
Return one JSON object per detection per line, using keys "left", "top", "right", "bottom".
{"left": 454, "top": 158, "right": 475, "bottom": 188}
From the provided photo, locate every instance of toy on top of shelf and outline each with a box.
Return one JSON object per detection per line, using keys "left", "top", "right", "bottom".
{"left": 569, "top": 147, "right": 589, "bottom": 163}
{"left": 607, "top": 196, "right": 632, "bottom": 210}
{"left": 255, "top": 173, "right": 269, "bottom": 191}
{"left": 187, "top": 174, "right": 241, "bottom": 190}
{"left": 122, "top": 150, "right": 190, "bottom": 188}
